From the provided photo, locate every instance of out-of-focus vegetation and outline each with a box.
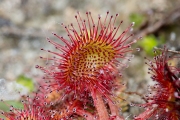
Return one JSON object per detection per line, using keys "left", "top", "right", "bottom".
{"left": 139, "top": 35, "right": 165, "bottom": 56}
{"left": 16, "top": 75, "right": 34, "bottom": 92}
{"left": 129, "top": 13, "right": 145, "bottom": 28}
{"left": 0, "top": 100, "right": 23, "bottom": 118}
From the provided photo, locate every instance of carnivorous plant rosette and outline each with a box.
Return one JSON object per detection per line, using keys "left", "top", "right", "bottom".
{"left": 37, "top": 11, "right": 139, "bottom": 119}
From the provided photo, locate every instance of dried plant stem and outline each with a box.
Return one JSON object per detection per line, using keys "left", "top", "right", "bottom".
{"left": 154, "top": 47, "right": 180, "bottom": 54}
{"left": 91, "top": 90, "right": 109, "bottom": 120}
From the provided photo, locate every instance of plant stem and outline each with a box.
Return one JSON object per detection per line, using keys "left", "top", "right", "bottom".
{"left": 76, "top": 109, "right": 94, "bottom": 120}
{"left": 108, "top": 100, "right": 124, "bottom": 120}
{"left": 91, "top": 90, "right": 109, "bottom": 120}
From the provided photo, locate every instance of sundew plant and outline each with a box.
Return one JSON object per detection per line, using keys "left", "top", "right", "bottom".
{"left": 0, "top": 11, "right": 180, "bottom": 120}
